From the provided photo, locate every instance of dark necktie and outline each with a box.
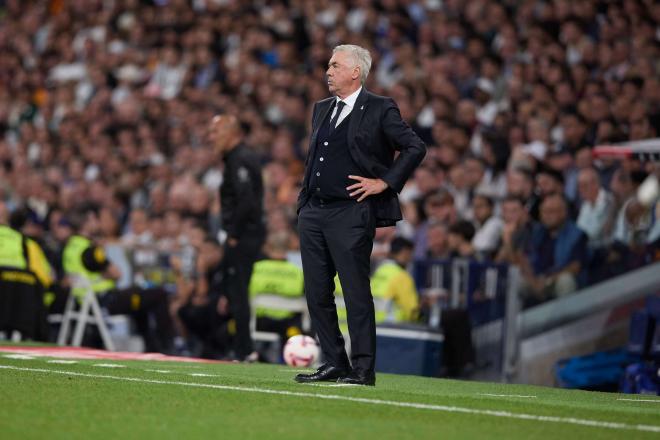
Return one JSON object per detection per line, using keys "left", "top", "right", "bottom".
{"left": 329, "top": 100, "right": 346, "bottom": 132}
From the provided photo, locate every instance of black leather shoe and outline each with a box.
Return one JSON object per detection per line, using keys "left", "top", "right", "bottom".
{"left": 294, "top": 364, "right": 348, "bottom": 383}
{"left": 337, "top": 370, "right": 376, "bottom": 386}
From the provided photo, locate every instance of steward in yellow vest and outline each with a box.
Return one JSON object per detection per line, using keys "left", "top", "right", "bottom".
{"left": 60, "top": 207, "right": 173, "bottom": 353}
{"left": 248, "top": 232, "right": 305, "bottom": 343}
{"left": 335, "top": 237, "right": 419, "bottom": 332}
{"left": 0, "top": 201, "right": 53, "bottom": 340}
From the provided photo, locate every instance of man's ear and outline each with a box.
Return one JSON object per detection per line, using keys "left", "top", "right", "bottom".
{"left": 352, "top": 66, "right": 360, "bottom": 81}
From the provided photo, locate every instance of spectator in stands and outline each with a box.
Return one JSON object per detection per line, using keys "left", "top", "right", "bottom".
{"left": 425, "top": 221, "right": 451, "bottom": 260}
{"left": 534, "top": 166, "right": 575, "bottom": 220}
{"left": 447, "top": 220, "right": 477, "bottom": 259}
{"left": 413, "top": 190, "right": 456, "bottom": 259}
{"left": 506, "top": 168, "right": 538, "bottom": 216}
{"left": 176, "top": 235, "right": 229, "bottom": 359}
{"left": 471, "top": 194, "right": 503, "bottom": 259}
{"left": 576, "top": 167, "right": 616, "bottom": 248}
{"left": 520, "top": 194, "right": 588, "bottom": 308}
{"left": 496, "top": 195, "right": 534, "bottom": 265}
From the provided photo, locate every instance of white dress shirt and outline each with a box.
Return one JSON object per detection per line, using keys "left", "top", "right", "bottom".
{"left": 330, "top": 86, "right": 362, "bottom": 128}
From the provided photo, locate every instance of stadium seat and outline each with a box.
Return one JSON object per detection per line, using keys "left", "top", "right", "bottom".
{"left": 55, "top": 277, "right": 117, "bottom": 351}
{"left": 250, "top": 294, "right": 311, "bottom": 344}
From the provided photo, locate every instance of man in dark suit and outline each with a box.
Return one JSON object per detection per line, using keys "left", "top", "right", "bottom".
{"left": 295, "top": 45, "right": 426, "bottom": 386}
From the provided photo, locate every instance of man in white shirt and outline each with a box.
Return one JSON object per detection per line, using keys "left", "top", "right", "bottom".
{"left": 577, "top": 167, "right": 616, "bottom": 248}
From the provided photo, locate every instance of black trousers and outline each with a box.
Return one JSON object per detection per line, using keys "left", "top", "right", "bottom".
{"left": 100, "top": 287, "right": 173, "bottom": 353}
{"left": 298, "top": 198, "right": 376, "bottom": 373}
{"left": 223, "top": 232, "right": 264, "bottom": 358}
{"left": 178, "top": 294, "right": 232, "bottom": 357}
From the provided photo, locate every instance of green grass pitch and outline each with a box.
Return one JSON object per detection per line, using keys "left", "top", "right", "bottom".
{"left": 0, "top": 351, "right": 659, "bottom": 439}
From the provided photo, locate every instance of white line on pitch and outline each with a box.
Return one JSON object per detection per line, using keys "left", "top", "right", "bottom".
{"left": 2, "top": 354, "right": 35, "bottom": 360}
{"left": 47, "top": 360, "right": 78, "bottom": 364}
{"left": 92, "top": 364, "right": 125, "bottom": 368}
{"left": 144, "top": 369, "right": 173, "bottom": 374}
{"left": 302, "top": 383, "right": 359, "bottom": 387}
{"left": 1, "top": 365, "right": 659, "bottom": 434}
{"left": 190, "top": 373, "right": 219, "bottom": 377}
{"left": 618, "top": 398, "right": 660, "bottom": 403}
{"left": 278, "top": 369, "right": 313, "bottom": 373}
{"left": 480, "top": 393, "right": 537, "bottom": 398}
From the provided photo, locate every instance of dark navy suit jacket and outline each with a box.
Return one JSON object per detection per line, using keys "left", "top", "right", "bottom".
{"left": 298, "top": 88, "right": 426, "bottom": 227}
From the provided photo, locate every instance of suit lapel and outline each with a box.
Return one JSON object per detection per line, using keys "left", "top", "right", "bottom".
{"left": 310, "top": 99, "right": 335, "bottom": 148}
{"left": 307, "top": 99, "right": 335, "bottom": 165}
{"left": 347, "top": 88, "right": 369, "bottom": 148}
{"left": 304, "top": 98, "right": 335, "bottom": 188}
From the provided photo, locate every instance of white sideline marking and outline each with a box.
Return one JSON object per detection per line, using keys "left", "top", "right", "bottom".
{"left": 144, "top": 369, "right": 173, "bottom": 374}
{"left": 2, "top": 354, "right": 35, "bottom": 360}
{"left": 278, "top": 369, "right": 313, "bottom": 373}
{"left": 1, "top": 365, "right": 659, "bottom": 434}
{"left": 92, "top": 364, "right": 125, "bottom": 368}
{"left": 47, "top": 360, "right": 78, "bottom": 365}
{"left": 480, "top": 393, "right": 537, "bottom": 399}
{"left": 190, "top": 373, "right": 219, "bottom": 377}
{"left": 302, "top": 383, "right": 359, "bottom": 388}
{"left": 618, "top": 398, "right": 660, "bottom": 403}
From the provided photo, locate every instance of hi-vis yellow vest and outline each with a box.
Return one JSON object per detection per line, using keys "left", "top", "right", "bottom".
{"left": 249, "top": 259, "right": 304, "bottom": 320}
{"left": 334, "top": 261, "right": 417, "bottom": 329}
{"left": 63, "top": 235, "right": 115, "bottom": 298}
{"left": 0, "top": 225, "right": 27, "bottom": 269}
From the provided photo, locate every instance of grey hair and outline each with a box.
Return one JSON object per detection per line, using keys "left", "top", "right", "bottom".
{"left": 333, "top": 44, "right": 372, "bottom": 85}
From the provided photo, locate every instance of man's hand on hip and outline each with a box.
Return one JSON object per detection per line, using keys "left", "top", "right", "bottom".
{"left": 347, "top": 175, "right": 388, "bottom": 202}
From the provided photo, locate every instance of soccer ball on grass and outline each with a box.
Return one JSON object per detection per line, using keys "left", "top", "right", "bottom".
{"left": 283, "top": 335, "right": 319, "bottom": 367}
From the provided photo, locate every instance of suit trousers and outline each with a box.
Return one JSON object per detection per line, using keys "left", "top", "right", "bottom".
{"left": 298, "top": 197, "right": 376, "bottom": 373}
{"left": 224, "top": 232, "right": 264, "bottom": 358}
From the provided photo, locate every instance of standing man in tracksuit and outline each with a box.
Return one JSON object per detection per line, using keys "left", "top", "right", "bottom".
{"left": 210, "top": 114, "right": 266, "bottom": 362}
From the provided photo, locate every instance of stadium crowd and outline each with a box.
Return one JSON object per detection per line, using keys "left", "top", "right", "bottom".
{"left": 0, "top": 0, "right": 659, "bottom": 355}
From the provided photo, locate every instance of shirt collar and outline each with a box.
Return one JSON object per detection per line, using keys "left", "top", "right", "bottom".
{"left": 336, "top": 86, "right": 362, "bottom": 109}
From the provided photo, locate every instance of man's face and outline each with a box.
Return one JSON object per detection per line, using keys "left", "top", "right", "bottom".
{"left": 540, "top": 197, "right": 566, "bottom": 231}
{"left": 502, "top": 200, "right": 525, "bottom": 226}
{"left": 577, "top": 171, "right": 599, "bottom": 202}
{"left": 326, "top": 51, "right": 359, "bottom": 97}
{"left": 396, "top": 248, "right": 413, "bottom": 265}
{"left": 209, "top": 116, "right": 232, "bottom": 155}
{"left": 472, "top": 196, "right": 492, "bottom": 224}
{"left": 427, "top": 225, "right": 448, "bottom": 253}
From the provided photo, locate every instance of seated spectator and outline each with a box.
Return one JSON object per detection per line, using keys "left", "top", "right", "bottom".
{"left": 447, "top": 220, "right": 476, "bottom": 259}
{"left": 534, "top": 166, "right": 577, "bottom": 220}
{"left": 175, "top": 235, "right": 229, "bottom": 359}
{"left": 520, "top": 194, "right": 588, "bottom": 308}
{"left": 121, "top": 208, "right": 153, "bottom": 248}
{"left": 425, "top": 221, "right": 451, "bottom": 260}
{"left": 471, "top": 194, "right": 503, "bottom": 259}
{"left": 413, "top": 190, "right": 457, "bottom": 259}
{"left": 576, "top": 167, "right": 616, "bottom": 248}
{"left": 506, "top": 167, "right": 539, "bottom": 217}
{"left": 496, "top": 195, "right": 534, "bottom": 264}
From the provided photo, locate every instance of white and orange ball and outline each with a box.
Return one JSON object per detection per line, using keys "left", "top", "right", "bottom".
{"left": 283, "top": 335, "right": 319, "bottom": 367}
